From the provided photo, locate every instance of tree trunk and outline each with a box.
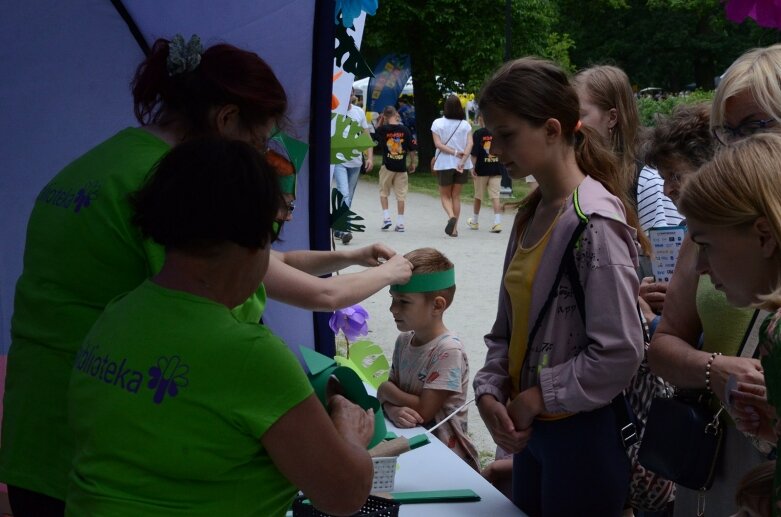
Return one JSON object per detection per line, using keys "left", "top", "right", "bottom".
{"left": 408, "top": 26, "right": 438, "bottom": 171}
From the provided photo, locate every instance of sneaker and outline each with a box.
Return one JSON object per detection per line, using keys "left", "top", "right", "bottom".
{"left": 381, "top": 219, "right": 392, "bottom": 230}
{"left": 490, "top": 223, "right": 502, "bottom": 233}
{"left": 394, "top": 224, "right": 405, "bottom": 232}
{"left": 467, "top": 218, "right": 479, "bottom": 230}
{"left": 333, "top": 230, "right": 342, "bottom": 239}
{"left": 341, "top": 232, "right": 353, "bottom": 244}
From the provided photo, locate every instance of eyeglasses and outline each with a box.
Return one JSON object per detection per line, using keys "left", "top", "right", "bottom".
{"left": 713, "top": 118, "right": 777, "bottom": 145}
{"left": 286, "top": 200, "right": 296, "bottom": 214}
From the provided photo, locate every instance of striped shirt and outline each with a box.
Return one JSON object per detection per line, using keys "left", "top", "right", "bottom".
{"left": 636, "top": 165, "right": 682, "bottom": 231}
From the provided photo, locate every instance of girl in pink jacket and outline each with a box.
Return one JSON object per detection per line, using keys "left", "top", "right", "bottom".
{"left": 473, "top": 57, "right": 646, "bottom": 516}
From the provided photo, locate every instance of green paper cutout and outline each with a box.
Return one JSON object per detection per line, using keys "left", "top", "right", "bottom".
{"left": 301, "top": 346, "right": 335, "bottom": 376}
{"left": 331, "top": 188, "right": 365, "bottom": 233}
{"left": 390, "top": 269, "right": 456, "bottom": 294}
{"left": 334, "top": 340, "right": 390, "bottom": 389}
{"left": 388, "top": 489, "right": 481, "bottom": 503}
{"left": 271, "top": 131, "right": 309, "bottom": 174}
{"left": 334, "top": 22, "right": 373, "bottom": 77}
{"left": 330, "top": 113, "right": 374, "bottom": 165}
{"left": 407, "top": 434, "right": 430, "bottom": 450}
{"left": 299, "top": 346, "right": 386, "bottom": 448}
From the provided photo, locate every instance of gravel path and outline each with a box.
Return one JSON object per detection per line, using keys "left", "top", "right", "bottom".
{"left": 340, "top": 177, "right": 514, "bottom": 464}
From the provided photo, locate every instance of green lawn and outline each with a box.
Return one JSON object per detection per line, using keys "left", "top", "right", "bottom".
{"left": 363, "top": 155, "right": 530, "bottom": 203}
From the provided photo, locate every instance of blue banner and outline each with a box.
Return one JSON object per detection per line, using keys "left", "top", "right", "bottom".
{"left": 367, "top": 53, "right": 411, "bottom": 113}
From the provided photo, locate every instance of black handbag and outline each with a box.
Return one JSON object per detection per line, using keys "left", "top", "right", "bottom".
{"left": 637, "top": 392, "right": 724, "bottom": 491}
{"left": 637, "top": 309, "right": 770, "bottom": 492}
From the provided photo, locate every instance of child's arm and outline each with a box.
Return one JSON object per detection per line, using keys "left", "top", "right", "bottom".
{"left": 378, "top": 381, "right": 450, "bottom": 424}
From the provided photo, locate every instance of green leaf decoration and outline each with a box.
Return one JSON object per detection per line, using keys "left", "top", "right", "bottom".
{"left": 331, "top": 188, "right": 365, "bottom": 233}
{"left": 330, "top": 113, "right": 374, "bottom": 165}
{"left": 334, "top": 22, "right": 373, "bottom": 77}
{"left": 270, "top": 131, "right": 309, "bottom": 174}
{"left": 334, "top": 340, "right": 390, "bottom": 390}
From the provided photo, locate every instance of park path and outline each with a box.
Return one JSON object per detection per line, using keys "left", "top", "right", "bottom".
{"left": 341, "top": 177, "right": 514, "bottom": 462}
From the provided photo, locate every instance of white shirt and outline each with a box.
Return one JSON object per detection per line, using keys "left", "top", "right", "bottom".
{"left": 637, "top": 165, "right": 682, "bottom": 231}
{"left": 431, "top": 118, "right": 473, "bottom": 170}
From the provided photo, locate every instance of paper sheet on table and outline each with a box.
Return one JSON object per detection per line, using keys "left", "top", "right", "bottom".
{"left": 648, "top": 226, "right": 686, "bottom": 282}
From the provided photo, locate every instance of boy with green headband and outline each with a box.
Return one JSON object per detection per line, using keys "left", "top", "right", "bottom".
{"left": 378, "top": 248, "right": 480, "bottom": 471}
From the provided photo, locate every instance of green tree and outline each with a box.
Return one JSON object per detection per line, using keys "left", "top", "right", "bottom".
{"left": 556, "top": 0, "right": 780, "bottom": 91}
{"left": 362, "top": 0, "right": 570, "bottom": 167}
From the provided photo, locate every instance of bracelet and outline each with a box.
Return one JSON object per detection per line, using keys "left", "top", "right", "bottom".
{"left": 704, "top": 352, "right": 722, "bottom": 393}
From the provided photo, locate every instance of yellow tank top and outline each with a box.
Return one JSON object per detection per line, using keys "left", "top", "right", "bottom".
{"left": 505, "top": 220, "right": 556, "bottom": 399}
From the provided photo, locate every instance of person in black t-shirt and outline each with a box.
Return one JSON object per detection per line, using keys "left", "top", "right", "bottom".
{"left": 374, "top": 106, "right": 417, "bottom": 232}
{"left": 468, "top": 114, "right": 505, "bottom": 233}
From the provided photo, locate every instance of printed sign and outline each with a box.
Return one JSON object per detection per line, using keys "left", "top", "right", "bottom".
{"left": 649, "top": 225, "right": 687, "bottom": 282}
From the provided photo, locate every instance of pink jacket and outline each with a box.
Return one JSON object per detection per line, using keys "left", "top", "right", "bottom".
{"left": 473, "top": 176, "right": 644, "bottom": 414}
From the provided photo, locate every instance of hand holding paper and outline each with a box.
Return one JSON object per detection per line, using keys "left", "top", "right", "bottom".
{"left": 329, "top": 394, "right": 375, "bottom": 448}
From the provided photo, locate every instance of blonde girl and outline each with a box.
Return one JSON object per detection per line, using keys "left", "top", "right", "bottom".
{"left": 473, "top": 57, "right": 645, "bottom": 515}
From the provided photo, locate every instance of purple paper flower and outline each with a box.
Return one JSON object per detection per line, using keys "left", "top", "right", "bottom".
{"left": 724, "top": 0, "right": 781, "bottom": 29}
{"left": 329, "top": 304, "right": 369, "bottom": 341}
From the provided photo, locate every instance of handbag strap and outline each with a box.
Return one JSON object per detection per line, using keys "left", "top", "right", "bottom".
{"left": 433, "top": 120, "right": 463, "bottom": 164}
{"left": 738, "top": 309, "right": 772, "bottom": 359}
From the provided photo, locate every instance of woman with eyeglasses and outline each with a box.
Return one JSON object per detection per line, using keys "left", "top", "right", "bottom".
{"left": 1, "top": 36, "right": 410, "bottom": 517}
{"left": 647, "top": 44, "right": 781, "bottom": 517}
{"left": 64, "top": 138, "right": 375, "bottom": 517}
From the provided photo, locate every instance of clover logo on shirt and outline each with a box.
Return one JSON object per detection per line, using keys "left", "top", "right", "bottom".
{"left": 73, "top": 180, "right": 101, "bottom": 213}
{"left": 147, "top": 355, "right": 189, "bottom": 404}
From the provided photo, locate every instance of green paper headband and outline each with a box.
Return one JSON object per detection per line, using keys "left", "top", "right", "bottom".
{"left": 390, "top": 268, "right": 455, "bottom": 293}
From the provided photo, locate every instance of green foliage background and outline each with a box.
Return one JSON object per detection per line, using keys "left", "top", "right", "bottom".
{"left": 637, "top": 90, "right": 714, "bottom": 126}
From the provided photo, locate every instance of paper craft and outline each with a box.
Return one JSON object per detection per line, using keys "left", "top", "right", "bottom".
{"left": 330, "top": 188, "right": 365, "bottom": 233}
{"left": 334, "top": 21, "right": 373, "bottom": 77}
{"left": 334, "top": 340, "right": 390, "bottom": 389}
{"left": 374, "top": 489, "right": 481, "bottom": 504}
{"left": 648, "top": 225, "right": 687, "bottom": 282}
{"left": 300, "top": 346, "right": 386, "bottom": 448}
{"left": 330, "top": 113, "right": 375, "bottom": 165}
{"left": 269, "top": 131, "right": 309, "bottom": 174}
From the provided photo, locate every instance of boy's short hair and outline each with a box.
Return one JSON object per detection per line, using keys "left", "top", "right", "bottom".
{"left": 403, "top": 248, "right": 456, "bottom": 307}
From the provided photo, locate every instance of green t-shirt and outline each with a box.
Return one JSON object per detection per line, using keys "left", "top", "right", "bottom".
{"left": 1, "top": 128, "right": 267, "bottom": 499}
{"left": 66, "top": 281, "right": 312, "bottom": 517}
{"left": 696, "top": 275, "right": 755, "bottom": 356}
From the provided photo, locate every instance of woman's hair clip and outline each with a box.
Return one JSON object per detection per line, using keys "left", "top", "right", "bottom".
{"left": 167, "top": 34, "right": 204, "bottom": 77}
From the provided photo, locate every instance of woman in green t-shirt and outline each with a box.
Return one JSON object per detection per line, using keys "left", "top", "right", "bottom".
{"left": 66, "top": 138, "right": 374, "bottom": 517}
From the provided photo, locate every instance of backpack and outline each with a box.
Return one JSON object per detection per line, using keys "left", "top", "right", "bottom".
{"left": 528, "top": 217, "right": 675, "bottom": 512}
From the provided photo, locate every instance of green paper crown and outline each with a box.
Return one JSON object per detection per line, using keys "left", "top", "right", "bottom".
{"left": 390, "top": 268, "right": 455, "bottom": 294}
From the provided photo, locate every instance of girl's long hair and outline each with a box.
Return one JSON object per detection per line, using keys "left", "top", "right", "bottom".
{"left": 478, "top": 57, "right": 648, "bottom": 251}
{"left": 574, "top": 65, "right": 639, "bottom": 200}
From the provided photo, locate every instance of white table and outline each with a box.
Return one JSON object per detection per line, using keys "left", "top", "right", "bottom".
{"left": 383, "top": 419, "right": 526, "bottom": 516}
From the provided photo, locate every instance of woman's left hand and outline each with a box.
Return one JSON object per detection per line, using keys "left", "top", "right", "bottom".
{"left": 353, "top": 243, "right": 396, "bottom": 267}
{"left": 506, "top": 386, "right": 545, "bottom": 430}
{"left": 729, "top": 382, "right": 779, "bottom": 443}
